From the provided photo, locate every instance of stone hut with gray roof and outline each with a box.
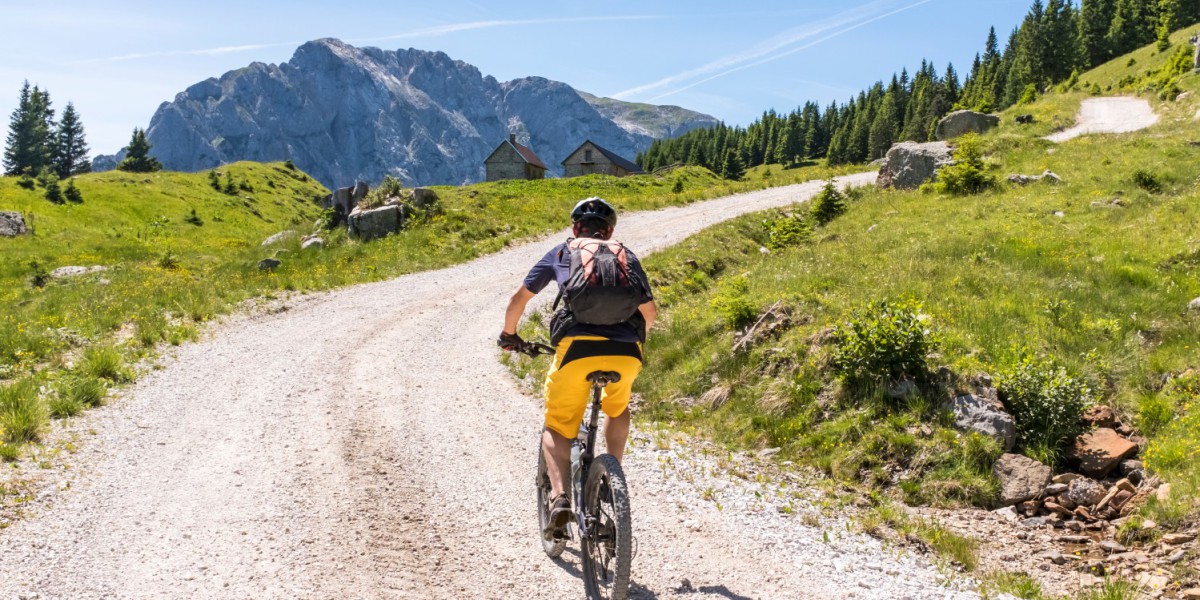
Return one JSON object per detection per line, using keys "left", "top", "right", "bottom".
{"left": 561, "top": 140, "right": 645, "bottom": 178}
{"left": 484, "top": 134, "right": 547, "bottom": 181}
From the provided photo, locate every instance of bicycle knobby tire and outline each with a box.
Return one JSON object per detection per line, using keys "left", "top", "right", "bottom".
{"left": 581, "top": 453, "right": 632, "bottom": 600}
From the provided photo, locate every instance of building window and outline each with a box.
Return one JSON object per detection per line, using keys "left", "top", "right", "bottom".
{"left": 584, "top": 149, "right": 593, "bottom": 162}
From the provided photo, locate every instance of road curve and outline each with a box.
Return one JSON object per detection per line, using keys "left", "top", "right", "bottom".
{"left": 1044, "top": 97, "right": 1158, "bottom": 142}
{"left": 0, "top": 172, "right": 983, "bottom": 599}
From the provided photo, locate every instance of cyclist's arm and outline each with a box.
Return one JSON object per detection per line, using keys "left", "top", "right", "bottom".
{"left": 502, "top": 286, "right": 537, "bottom": 335}
{"left": 639, "top": 301, "right": 657, "bottom": 336}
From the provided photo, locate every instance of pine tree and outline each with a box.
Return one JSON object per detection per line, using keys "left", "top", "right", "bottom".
{"left": 116, "top": 127, "right": 162, "bottom": 173}
{"left": 64, "top": 178, "right": 84, "bottom": 203}
{"left": 811, "top": 179, "right": 847, "bottom": 225}
{"left": 1108, "top": 0, "right": 1158, "bottom": 56}
{"left": 53, "top": 102, "right": 90, "bottom": 178}
{"left": 4, "top": 81, "right": 55, "bottom": 176}
{"left": 720, "top": 148, "right": 745, "bottom": 180}
{"left": 1158, "top": 0, "right": 1180, "bottom": 50}
{"left": 867, "top": 91, "right": 900, "bottom": 160}
{"left": 1080, "top": 0, "right": 1117, "bottom": 67}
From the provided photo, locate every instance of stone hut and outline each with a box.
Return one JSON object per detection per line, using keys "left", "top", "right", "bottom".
{"left": 561, "top": 140, "right": 645, "bottom": 178}
{"left": 484, "top": 134, "right": 548, "bottom": 182}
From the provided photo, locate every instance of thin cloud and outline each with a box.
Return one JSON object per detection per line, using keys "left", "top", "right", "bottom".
{"left": 613, "top": 0, "right": 934, "bottom": 102}
{"left": 84, "top": 14, "right": 664, "bottom": 64}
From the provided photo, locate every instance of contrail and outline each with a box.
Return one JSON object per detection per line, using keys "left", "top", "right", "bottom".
{"left": 613, "top": 0, "right": 934, "bottom": 102}
{"left": 84, "top": 15, "right": 664, "bottom": 63}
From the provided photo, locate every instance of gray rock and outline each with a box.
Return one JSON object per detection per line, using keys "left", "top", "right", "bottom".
{"left": 300, "top": 237, "right": 325, "bottom": 250}
{"left": 0, "top": 211, "right": 27, "bottom": 237}
{"left": 1053, "top": 473, "right": 1083, "bottom": 485}
{"left": 1064, "top": 478, "right": 1108, "bottom": 507}
{"left": 347, "top": 205, "right": 402, "bottom": 241}
{"left": 257, "top": 258, "right": 281, "bottom": 271}
{"left": 412, "top": 187, "right": 439, "bottom": 209}
{"left": 1100, "top": 540, "right": 1127, "bottom": 553}
{"left": 1189, "top": 297, "right": 1200, "bottom": 311}
{"left": 947, "top": 390, "right": 1017, "bottom": 452}
{"left": 876, "top": 141, "right": 953, "bottom": 190}
{"left": 49, "top": 265, "right": 107, "bottom": 279}
{"left": 886, "top": 378, "right": 919, "bottom": 399}
{"left": 1046, "top": 483, "right": 1069, "bottom": 496}
{"left": 117, "top": 39, "right": 717, "bottom": 188}
{"left": 934, "top": 110, "right": 1000, "bottom": 140}
{"left": 1120, "top": 460, "right": 1143, "bottom": 475}
{"left": 1008, "top": 174, "right": 1042, "bottom": 185}
{"left": 352, "top": 181, "right": 368, "bottom": 205}
{"left": 993, "top": 506, "right": 1020, "bottom": 521}
{"left": 261, "top": 230, "right": 295, "bottom": 246}
{"left": 1041, "top": 170, "right": 1062, "bottom": 184}
{"left": 994, "top": 453, "right": 1053, "bottom": 506}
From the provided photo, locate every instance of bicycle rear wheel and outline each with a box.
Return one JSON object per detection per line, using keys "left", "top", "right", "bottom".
{"left": 581, "top": 453, "right": 632, "bottom": 600}
{"left": 536, "top": 441, "right": 567, "bottom": 558}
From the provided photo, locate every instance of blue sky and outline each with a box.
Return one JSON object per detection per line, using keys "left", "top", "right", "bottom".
{"left": 0, "top": 0, "right": 1033, "bottom": 156}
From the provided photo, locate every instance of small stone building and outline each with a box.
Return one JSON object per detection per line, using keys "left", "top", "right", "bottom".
{"left": 484, "top": 134, "right": 547, "bottom": 181}
{"left": 561, "top": 140, "right": 645, "bottom": 178}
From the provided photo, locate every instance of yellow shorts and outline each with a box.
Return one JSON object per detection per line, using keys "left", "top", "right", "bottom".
{"left": 543, "top": 336, "right": 643, "bottom": 439}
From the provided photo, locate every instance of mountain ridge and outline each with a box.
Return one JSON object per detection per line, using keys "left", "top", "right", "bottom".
{"left": 95, "top": 39, "right": 718, "bottom": 189}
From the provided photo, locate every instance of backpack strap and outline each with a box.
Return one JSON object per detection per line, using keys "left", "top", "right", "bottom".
{"left": 552, "top": 239, "right": 572, "bottom": 311}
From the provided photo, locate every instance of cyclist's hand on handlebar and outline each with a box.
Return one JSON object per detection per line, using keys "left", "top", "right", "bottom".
{"left": 497, "top": 331, "right": 525, "bottom": 352}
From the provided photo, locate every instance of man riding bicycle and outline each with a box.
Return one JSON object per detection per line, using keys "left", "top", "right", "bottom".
{"left": 499, "top": 197, "right": 656, "bottom": 540}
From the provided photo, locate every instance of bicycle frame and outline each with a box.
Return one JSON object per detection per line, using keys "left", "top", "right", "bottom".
{"left": 572, "top": 382, "right": 605, "bottom": 538}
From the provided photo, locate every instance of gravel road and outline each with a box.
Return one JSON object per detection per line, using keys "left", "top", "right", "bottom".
{"left": 1044, "top": 97, "right": 1159, "bottom": 142}
{"left": 0, "top": 172, "right": 987, "bottom": 599}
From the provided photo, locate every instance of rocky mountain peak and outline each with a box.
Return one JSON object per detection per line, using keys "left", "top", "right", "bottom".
{"left": 97, "top": 40, "right": 717, "bottom": 189}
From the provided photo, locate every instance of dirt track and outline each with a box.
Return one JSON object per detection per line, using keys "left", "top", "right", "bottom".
{"left": 1044, "top": 97, "right": 1158, "bottom": 142}
{"left": 0, "top": 172, "right": 987, "bottom": 599}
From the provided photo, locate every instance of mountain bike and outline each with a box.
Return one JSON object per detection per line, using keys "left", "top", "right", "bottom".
{"left": 519, "top": 341, "right": 633, "bottom": 600}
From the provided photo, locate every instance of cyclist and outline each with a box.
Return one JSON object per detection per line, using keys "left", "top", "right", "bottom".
{"left": 499, "top": 197, "right": 656, "bottom": 540}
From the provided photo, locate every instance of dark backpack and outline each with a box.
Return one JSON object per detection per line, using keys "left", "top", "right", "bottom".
{"left": 555, "top": 238, "right": 645, "bottom": 325}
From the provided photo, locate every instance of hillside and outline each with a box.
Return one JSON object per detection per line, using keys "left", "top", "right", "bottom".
{"left": 546, "top": 29, "right": 1200, "bottom": 599}
{"left": 97, "top": 39, "right": 718, "bottom": 189}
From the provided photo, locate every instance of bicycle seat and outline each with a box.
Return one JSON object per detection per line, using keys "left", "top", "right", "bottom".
{"left": 586, "top": 370, "right": 621, "bottom": 386}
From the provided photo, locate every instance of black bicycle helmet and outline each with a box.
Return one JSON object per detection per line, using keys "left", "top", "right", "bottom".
{"left": 570, "top": 197, "right": 617, "bottom": 229}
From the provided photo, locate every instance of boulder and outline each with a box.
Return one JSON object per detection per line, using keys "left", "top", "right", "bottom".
{"left": 1081, "top": 405, "right": 1117, "bottom": 429}
{"left": 347, "top": 205, "right": 403, "bottom": 241}
{"left": 994, "top": 453, "right": 1053, "bottom": 506}
{"left": 1189, "top": 297, "right": 1200, "bottom": 311}
{"left": 300, "top": 237, "right": 325, "bottom": 250}
{"left": 947, "top": 390, "right": 1016, "bottom": 451}
{"left": 257, "top": 258, "right": 281, "bottom": 271}
{"left": 352, "top": 181, "right": 369, "bottom": 205}
{"left": 49, "top": 265, "right": 108, "bottom": 279}
{"left": 412, "top": 187, "right": 439, "bottom": 209}
{"left": 261, "top": 230, "right": 295, "bottom": 246}
{"left": 876, "top": 141, "right": 953, "bottom": 190}
{"left": 0, "top": 211, "right": 27, "bottom": 237}
{"left": 1073, "top": 428, "right": 1138, "bottom": 478}
{"left": 1008, "top": 174, "right": 1042, "bottom": 185}
{"left": 1015, "top": 114, "right": 1036, "bottom": 125}
{"left": 935, "top": 110, "right": 1000, "bottom": 140}
{"left": 1064, "top": 478, "right": 1108, "bottom": 507}
{"left": 1041, "top": 170, "right": 1062, "bottom": 184}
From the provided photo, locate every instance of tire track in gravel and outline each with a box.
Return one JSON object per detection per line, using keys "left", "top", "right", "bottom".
{"left": 0, "top": 171, "right": 982, "bottom": 599}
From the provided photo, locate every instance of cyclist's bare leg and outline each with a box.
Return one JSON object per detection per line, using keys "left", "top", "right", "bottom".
{"left": 604, "top": 408, "right": 630, "bottom": 463}
{"left": 542, "top": 427, "right": 572, "bottom": 498}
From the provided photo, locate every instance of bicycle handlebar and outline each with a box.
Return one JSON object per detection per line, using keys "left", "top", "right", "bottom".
{"left": 518, "top": 340, "right": 556, "bottom": 357}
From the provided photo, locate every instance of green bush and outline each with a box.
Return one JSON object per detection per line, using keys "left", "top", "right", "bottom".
{"left": 49, "top": 395, "right": 84, "bottom": 418}
{"left": 1131, "top": 169, "right": 1162, "bottom": 193}
{"left": 0, "top": 379, "right": 48, "bottom": 443}
{"left": 64, "top": 178, "right": 84, "bottom": 203}
{"left": 28, "top": 260, "right": 50, "bottom": 288}
{"left": 59, "top": 376, "right": 107, "bottom": 408}
{"left": 1017, "top": 83, "right": 1039, "bottom": 105}
{"left": 709, "top": 275, "right": 756, "bottom": 330}
{"left": 0, "top": 443, "right": 18, "bottom": 462}
{"left": 184, "top": 208, "right": 203, "bottom": 226}
{"left": 763, "top": 212, "right": 811, "bottom": 250}
{"left": 16, "top": 173, "right": 35, "bottom": 189}
{"left": 672, "top": 179, "right": 684, "bottom": 193}
{"left": 934, "top": 134, "right": 996, "bottom": 196}
{"left": 997, "top": 354, "right": 1092, "bottom": 461}
{"left": 830, "top": 299, "right": 938, "bottom": 388}
{"left": 810, "top": 180, "right": 847, "bottom": 225}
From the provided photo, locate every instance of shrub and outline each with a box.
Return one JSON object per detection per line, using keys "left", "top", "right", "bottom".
{"left": 997, "top": 354, "right": 1092, "bottom": 461}
{"left": 284, "top": 159, "right": 296, "bottom": 170}
{"left": 40, "top": 169, "right": 63, "bottom": 204}
{"left": 365, "top": 175, "right": 404, "bottom": 209}
{"left": 830, "top": 299, "right": 938, "bottom": 389}
{"left": 64, "top": 178, "right": 83, "bottom": 203}
{"left": 672, "top": 179, "right": 684, "bottom": 194}
{"left": 157, "top": 251, "right": 181, "bottom": 270}
{"left": 1131, "top": 169, "right": 1162, "bottom": 193}
{"left": 184, "top": 208, "right": 204, "bottom": 226}
{"left": 810, "top": 179, "right": 847, "bottom": 225}
{"left": 28, "top": 260, "right": 50, "bottom": 288}
{"left": 0, "top": 380, "right": 48, "bottom": 443}
{"left": 763, "top": 212, "right": 811, "bottom": 250}
{"left": 208, "top": 170, "right": 221, "bottom": 190}
{"left": 49, "top": 395, "right": 84, "bottom": 418}
{"left": 934, "top": 134, "right": 996, "bottom": 196}
{"left": 223, "top": 173, "right": 237, "bottom": 195}
{"left": 0, "top": 443, "right": 18, "bottom": 462}
{"left": 1017, "top": 83, "right": 1039, "bottom": 105}
{"left": 17, "top": 173, "right": 35, "bottom": 189}
{"left": 709, "top": 275, "right": 756, "bottom": 330}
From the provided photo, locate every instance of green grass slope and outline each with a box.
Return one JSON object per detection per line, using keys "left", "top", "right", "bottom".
{"left": 577, "top": 33, "right": 1200, "bottom": 530}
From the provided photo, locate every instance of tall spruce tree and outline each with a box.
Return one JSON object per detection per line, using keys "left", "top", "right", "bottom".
{"left": 1080, "top": 0, "right": 1117, "bottom": 66}
{"left": 3, "top": 82, "right": 56, "bottom": 176}
{"left": 1107, "top": 0, "right": 1158, "bottom": 56}
{"left": 117, "top": 127, "right": 162, "bottom": 173}
{"left": 53, "top": 102, "right": 90, "bottom": 178}
{"left": 867, "top": 91, "right": 900, "bottom": 160}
